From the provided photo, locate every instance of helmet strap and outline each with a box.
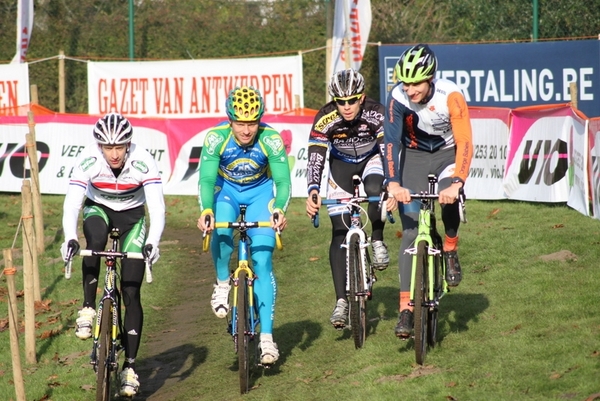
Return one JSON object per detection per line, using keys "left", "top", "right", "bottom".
{"left": 419, "top": 80, "right": 435, "bottom": 104}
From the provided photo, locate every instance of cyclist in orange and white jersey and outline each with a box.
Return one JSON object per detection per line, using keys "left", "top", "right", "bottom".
{"left": 383, "top": 44, "right": 473, "bottom": 339}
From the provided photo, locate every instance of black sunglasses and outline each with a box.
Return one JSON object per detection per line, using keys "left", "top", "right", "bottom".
{"left": 334, "top": 94, "right": 362, "bottom": 106}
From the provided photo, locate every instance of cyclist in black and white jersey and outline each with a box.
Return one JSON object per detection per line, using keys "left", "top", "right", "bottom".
{"left": 306, "top": 69, "right": 391, "bottom": 330}
{"left": 60, "top": 113, "right": 165, "bottom": 398}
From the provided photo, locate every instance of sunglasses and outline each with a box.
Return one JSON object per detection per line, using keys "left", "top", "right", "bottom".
{"left": 333, "top": 94, "right": 362, "bottom": 106}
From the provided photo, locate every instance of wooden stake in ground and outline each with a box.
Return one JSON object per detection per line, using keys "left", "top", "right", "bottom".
{"left": 3, "top": 250, "right": 27, "bottom": 401}
{"left": 26, "top": 111, "right": 45, "bottom": 255}
{"left": 21, "top": 180, "right": 38, "bottom": 364}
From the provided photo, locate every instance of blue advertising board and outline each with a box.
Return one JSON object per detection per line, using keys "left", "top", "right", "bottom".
{"left": 378, "top": 40, "right": 600, "bottom": 118}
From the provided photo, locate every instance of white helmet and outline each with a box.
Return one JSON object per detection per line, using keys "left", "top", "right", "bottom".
{"left": 93, "top": 113, "right": 133, "bottom": 145}
{"left": 328, "top": 69, "right": 366, "bottom": 98}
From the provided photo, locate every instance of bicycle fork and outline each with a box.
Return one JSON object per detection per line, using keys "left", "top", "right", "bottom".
{"left": 406, "top": 242, "right": 442, "bottom": 309}
{"left": 231, "top": 262, "right": 258, "bottom": 341}
{"left": 341, "top": 229, "right": 372, "bottom": 299}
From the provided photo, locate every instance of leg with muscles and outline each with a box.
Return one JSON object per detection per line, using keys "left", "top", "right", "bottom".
{"left": 362, "top": 159, "right": 388, "bottom": 270}
{"left": 395, "top": 205, "right": 419, "bottom": 338}
{"left": 210, "top": 195, "right": 237, "bottom": 318}
{"left": 441, "top": 200, "right": 462, "bottom": 286}
{"left": 251, "top": 234, "right": 279, "bottom": 365}
{"left": 77, "top": 214, "right": 109, "bottom": 340}
{"left": 328, "top": 213, "right": 350, "bottom": 329}
{"left": 119, "top": 259, "right": 144, "bottom": 397}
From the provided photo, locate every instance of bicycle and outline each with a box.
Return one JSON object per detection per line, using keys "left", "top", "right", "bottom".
{"left": 406, "top": 174, "right": 466, "bottom": 365}
{"left": 312, "top": 175, "right": 393, "bottom": 349}
{"left": 64, "top": 228, "right": 153, "bottom": 401}
{"left": 202, "top": 206, "right": 282, "bottom": 394}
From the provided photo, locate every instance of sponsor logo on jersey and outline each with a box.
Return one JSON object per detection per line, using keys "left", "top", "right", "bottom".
{"left": 131, "top": 160, "right": 149, "bottom": 173}
{"left": 205, "top": 131, "right": 225, "bottom": 155}
{"left": 263, "top": 136, "right": 284, "bottom": 154}
{"left": 80, "top": 156, "right": 97, "bottom": 172}
{"left": 101, "top": 194, "right": 135, "bottom": 202}
{"left": 314, "top": 111, "right": 339, "bottom": 132}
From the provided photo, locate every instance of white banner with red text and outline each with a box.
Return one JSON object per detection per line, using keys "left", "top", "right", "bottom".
{"left": 0, "top": 63, "right": 30, "bottom": 113}
{"left": 87, "top": 56, "right": 304, "bottom": 119}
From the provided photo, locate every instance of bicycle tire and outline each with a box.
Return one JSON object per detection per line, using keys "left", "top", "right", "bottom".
{"left": 414, "top": 240, "right": 429, "bottom": 365}
{"left": 237, "top": 270, "right": 250, "bottom": 394}
{"left": 348, "top": 233, "right": 367, "bottom": 349}
{"left": 95, "top": 298, "right": 112, "bottom": 401}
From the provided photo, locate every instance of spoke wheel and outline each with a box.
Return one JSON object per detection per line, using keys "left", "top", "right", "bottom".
{"left": 414, "top": 240, "right": 429, "bottom": 365}
{"left": 348, "top": 233, "right": 367, "bottom": 349}
{"left": 95, "top": 298, "right": 112, "bottom": 401}
{"left": 237, "top": 270, "right": 250, "bottom": 394}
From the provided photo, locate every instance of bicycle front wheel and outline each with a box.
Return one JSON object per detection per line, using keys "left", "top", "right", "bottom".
{"left": 236, "top": 270, "right": 250, "bottom": 394}
{"left": 348, "top": 233, "right": 367, "bottom": 349}
{"left": 95, "top": 298, "right": 113, "bottom": 401}
{"left": 414, "top": 240, "right": 429, "bottom": 365}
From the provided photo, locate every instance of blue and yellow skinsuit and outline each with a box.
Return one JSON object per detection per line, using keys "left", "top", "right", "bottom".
{"left": 198, "top": 121, "right": 291, "bottom": 335}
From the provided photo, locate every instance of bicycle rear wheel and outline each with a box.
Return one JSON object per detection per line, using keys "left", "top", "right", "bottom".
{"left": 348, "top": 233, "right": 367, "bottom": 349}
{"left": 95, "top": 298, "right": 113, "bottom": 401}
{"left": 414, "top": 240, "right": 429, "bottom": 365}
{"left": 236, "top": 270, "right": 250, "bottom": 394}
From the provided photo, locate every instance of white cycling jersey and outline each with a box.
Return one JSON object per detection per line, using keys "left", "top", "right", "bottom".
{"left": 62, "top": 141, "right": 165, "bottom": 246}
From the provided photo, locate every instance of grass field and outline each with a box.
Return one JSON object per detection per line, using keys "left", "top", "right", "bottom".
{"left": 1, "top": 193, "right": 600, "bottom": 401}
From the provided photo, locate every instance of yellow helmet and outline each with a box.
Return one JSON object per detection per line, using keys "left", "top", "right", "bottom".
{"left": 225, "top": 86, "right": 265, "bottom": 122}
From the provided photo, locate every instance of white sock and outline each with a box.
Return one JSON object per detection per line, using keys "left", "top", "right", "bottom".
{"left": 217, "top": 279, "right": 230, "bottom": 286}
{"left": 260, "top": 333, "right": 274, "bottom": 343}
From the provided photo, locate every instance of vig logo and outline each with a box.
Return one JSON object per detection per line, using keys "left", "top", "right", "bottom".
{"left": 517, "top": 139, "right": 568, "bottom": 186}
{"left": 0, "top": 142, "right": 50, "bottom": 178}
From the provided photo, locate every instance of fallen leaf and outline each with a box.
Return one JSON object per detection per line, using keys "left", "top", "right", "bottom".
{"left": 488, "top": 208, "right": 500, "bottom": 218}
{"left": 39, "top": 328, "right": 61, "bottom": 339}
{"left": 552, "top": 224, "right": 564, "bottom": 229}
{"left": 309, "top": 257, "right": 319, "bottom": 262}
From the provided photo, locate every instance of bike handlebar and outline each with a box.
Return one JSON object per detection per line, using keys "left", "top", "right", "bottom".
{"left": 202, "top": 219, "right": 283, "bottom": 252}
{"left": 409, "top": 189, "right": 467, "bottom": 223}
{"left": 64, "top": 249, "right": 153, "bottom": 283}
{"left": 312, "top": 195, "right": 394, "bottom": 228}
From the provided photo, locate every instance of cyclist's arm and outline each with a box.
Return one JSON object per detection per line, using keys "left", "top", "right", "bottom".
{"left": 142, "top": 155, "right": 166, "bottom": 246}
{"left": 263, "top": 132, "right": 292, "bottom": 213}
{"left": 306, "top": 111, "right": 330, "bottom": 194}
{"left": 447, "top": 92, "right": 473, "bottom": 183}
{"left": 198, "top": 129, "right": 225, "bottom": 212}
{"left": 62, "top": 149, "right": 92, "bottom": 240}
{"left": 383, "top": 93, "right": 406, "bottom": 186}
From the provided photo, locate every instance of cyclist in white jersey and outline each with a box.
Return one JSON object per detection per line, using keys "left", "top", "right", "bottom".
{"left": 60, "top": 113, "right": 165, "bottom": 397}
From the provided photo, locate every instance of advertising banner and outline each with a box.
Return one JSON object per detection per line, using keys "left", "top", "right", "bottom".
{"left": 0, "top": 114, "right": 313, "bottom": 198}
{"left": 464, "top": 107, "right": 511, "bottom": 200}
{"left": 0, "top": 63, "right": 30, "bottom": 114}
{"left": 87, "top": 56, "right": 304, "bottom": 118}
{"left": 379, "top": 40, "right": 600, "bottom": 118}
{"left": 502, "top": 105, "right": 588, "bottom": 213}
{"left": 588, "top": 118, "right": 600, "bottom": 219}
